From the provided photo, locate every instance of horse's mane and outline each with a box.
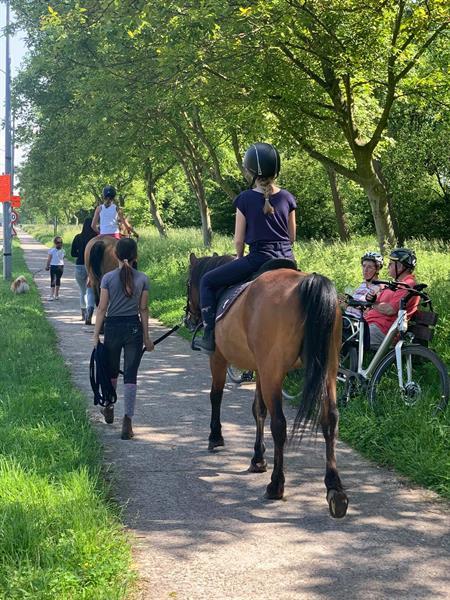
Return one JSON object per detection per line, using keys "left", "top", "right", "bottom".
{"left": 190, "top": 255, "right": 235, "bottom": 289}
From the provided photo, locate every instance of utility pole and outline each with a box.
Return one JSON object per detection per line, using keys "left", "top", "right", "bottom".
{"left": 2, "top": 0, "right": 12, "bottom": 279}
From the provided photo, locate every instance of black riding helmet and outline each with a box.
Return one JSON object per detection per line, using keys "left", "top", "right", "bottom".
{"left": 389, "top": 248, "right": 417, "bottom": 271}
{"left": 243, "top": 143, "right": 281, "bottom": 181}
{"left": 102, "top": 185, "right": 117, "bottom": 200}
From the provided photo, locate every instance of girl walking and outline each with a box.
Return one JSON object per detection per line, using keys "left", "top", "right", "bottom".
{"left": 197, "top": 142, "right": 297, "bottom": 353}
{"left": 45, "top": 236, "right": 65, "bottom": 300}
{"left": 93, "top": 238, "right": 154, "bottom": 439}
{"left": 71, "top": 218, "right": 97, "bottom": 323}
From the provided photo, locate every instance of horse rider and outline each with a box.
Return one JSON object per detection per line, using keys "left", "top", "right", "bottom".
{"left": 91, "top": 185, "right": 139, "bottom": 239}
{"left": 196, "top": 142, "right": 297, "bottom": 353}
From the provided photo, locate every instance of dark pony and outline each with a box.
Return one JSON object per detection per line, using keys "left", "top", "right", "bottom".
{"left": 187, "top": 254, "right": 347, "bottom": 518}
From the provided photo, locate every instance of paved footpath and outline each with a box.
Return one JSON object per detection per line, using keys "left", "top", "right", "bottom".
{"left": 19, "top": 231, "right": 449, "bottom": 599}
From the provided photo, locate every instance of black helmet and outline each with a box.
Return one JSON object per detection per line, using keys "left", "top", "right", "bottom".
{"left": 361, "top": 251, "right": 384, "bottom": 270}
{"left": 102, "top": 185, "right": 116, "bottom": 199}
{"left": 389, "top": 248, "right": 417, "bottom": 271}
{"left": 243, "top": 143, "right": 280, "bottom": 179}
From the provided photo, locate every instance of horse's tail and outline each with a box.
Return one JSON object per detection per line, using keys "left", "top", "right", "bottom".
{"left": 293, "top": 273, "right": 338, "bottom": 436}
{"left": 88, "top": 240, "right": 105, "bottom": 304}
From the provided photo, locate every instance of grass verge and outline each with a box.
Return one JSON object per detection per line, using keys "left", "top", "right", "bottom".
{"left": 0, "top": 241, "right": 134, "bottom": 599}
{"left": 26, "top": 225, "right": 450, "bottom": 498}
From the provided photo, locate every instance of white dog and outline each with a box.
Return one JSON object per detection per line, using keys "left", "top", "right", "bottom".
{"left": 10, "top": 275, "right": 30, "bottom": 294}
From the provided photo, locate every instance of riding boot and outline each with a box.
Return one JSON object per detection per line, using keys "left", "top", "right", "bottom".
{"left": 81, "top": 308, "right": 87, "bottom": 321}
{"left": 196, "top": 327, "right": 215, "bottom": 354}
{"left": 85, "top": 307, "right": 94, "bottom": 325}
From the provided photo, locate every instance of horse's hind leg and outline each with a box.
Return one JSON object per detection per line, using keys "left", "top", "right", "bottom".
{"left": 249, "top": 375, "right": 267, "bottom": 473}
{"left": 322, "top": 379, "right": 348, "bottom": 518}
{"left": 259, "top": 372, "right": 286, "bottom": 499}
{"left": 208, "top": 351, "right": 227, "bottom": 452}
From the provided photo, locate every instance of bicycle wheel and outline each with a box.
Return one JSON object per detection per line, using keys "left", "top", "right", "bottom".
{"left": 227, "top": 365, "right": 254, "bottom": 384}
{"left": 282, "top": 368, "right": 305, "bottom": 403}
{"left": 337, "top": 345, "right": 358, "bottom": 406}
{"left": 369, "top": 345, "right": 449, "bottom": 415}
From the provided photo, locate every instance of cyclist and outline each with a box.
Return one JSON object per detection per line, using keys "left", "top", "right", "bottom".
{"left": 91, "top": 185, "right": 139, "bottom": 239}
{"left": 196, "top": 142, "right": 297, "bottom": 353}
{"left": 365, "top": 248, "right": 419, "bottom": 349}
{"left": 343, "top": 251, "right": 384, "bottom": 318}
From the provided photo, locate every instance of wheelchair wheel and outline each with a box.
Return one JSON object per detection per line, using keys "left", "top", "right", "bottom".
{"left": 369, "top": 345, "right": 449, "bottom": 415}
{"left": 282, "top": 368, "right": 305, "bottom": 403}
{"left": 337, "top": 346, "right": 358, "bottom": 406}
{"left": 227, "top": 366, "right": 254, "bottom": 384}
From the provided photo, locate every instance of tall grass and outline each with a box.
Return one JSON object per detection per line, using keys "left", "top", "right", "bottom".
{"left": 27, "top": 225, "right": 450, "bottom": 497}
{"left": 0, "top": 242, "right": 134, "bottom": 598}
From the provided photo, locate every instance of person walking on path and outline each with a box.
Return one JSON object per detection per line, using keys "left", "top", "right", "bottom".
{"left": 71, "top": 218, "right": 97, "bottom": 323}
{"left": 196, "top": 142, "right": 297, "bottom": 353}
{"left": 91, "top": 185, "right": 139, "bottom": 239}
{"left": 45, "top": 236, "right": 65, "bottom": 301}
{"left": 93, "top": 237, "right": 154, "bottom": 439}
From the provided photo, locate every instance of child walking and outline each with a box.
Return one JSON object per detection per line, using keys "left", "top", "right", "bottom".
{"left": 93, "top": 238, "right": 154, "bottom": 440}
{"left": 45, "top": 236, "right": 65, "bottom": 300}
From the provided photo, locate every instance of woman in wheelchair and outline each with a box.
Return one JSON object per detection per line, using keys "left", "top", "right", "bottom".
{"left": 343, "top": 251, "right": 384, "bottom": 319}
{"left": 364, "top": 248, "right": 419, "bottom": 349}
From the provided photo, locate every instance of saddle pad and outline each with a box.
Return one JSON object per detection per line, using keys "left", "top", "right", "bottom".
{"left": 215, "top": 281, "right": 252, "bottom": 323}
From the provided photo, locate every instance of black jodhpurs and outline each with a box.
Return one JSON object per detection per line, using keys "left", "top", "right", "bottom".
{"left": 103, "top": 315, "right": 144, "bottom": 384}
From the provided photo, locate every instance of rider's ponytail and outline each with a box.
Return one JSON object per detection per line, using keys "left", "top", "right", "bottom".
{"left": 258, "top": 177, "right": 275, "bottom": 215}
{"left": 115, "top": 238, "right": 137, "bottom": 298}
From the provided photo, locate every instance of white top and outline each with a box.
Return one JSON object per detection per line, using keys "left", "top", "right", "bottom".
{"left": 48, "top": 247, "right": 65, "bottom": 266}
{"left": 345, "top": 281, "right": 380, "bottom": 318}
{"left": 99, "top": 203, "right": 120, "bottom": 234}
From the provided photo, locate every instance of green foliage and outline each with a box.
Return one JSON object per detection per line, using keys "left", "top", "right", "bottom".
{"left": 0, "top": 244, "right": 134, "bottom": 598}
{"left": 13, "top": 0, "right": 450, "bottom": 245}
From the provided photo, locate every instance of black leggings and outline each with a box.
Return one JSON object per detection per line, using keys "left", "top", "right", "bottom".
{"left": 50, "top": 265, "right": 64, "bottom": 287}
{"left": 103, "top": 316, "right": 144, "bottom": 384}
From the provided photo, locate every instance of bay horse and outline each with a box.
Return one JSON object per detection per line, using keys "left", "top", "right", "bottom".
{"left": 84, "top": 236, "right": 120, "bottom": 304}
{"left": 186, "top": 253, "right": 348, "bottom": 518}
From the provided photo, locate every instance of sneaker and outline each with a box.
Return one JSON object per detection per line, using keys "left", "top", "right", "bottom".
{"left": 54, "top": 296, "right": 60, "bottom": 301}
{"left": 49, "top": 296, "right": 55, "bottom": 301}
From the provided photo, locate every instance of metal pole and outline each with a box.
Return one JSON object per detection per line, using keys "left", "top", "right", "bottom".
{"left": 2, "top": 0, "right": 12, "bottom": 279}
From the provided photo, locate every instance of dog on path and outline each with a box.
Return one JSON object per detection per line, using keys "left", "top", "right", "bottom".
{"left": 10, "top": 275, "right": 30, "bottom": 294}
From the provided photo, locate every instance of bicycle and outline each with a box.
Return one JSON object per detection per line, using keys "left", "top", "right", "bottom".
{"left": 337, "top": 280, "right": 449, "bottom": 414}
{"left": 227, "top": 365, "right": 255, "bottom": 384}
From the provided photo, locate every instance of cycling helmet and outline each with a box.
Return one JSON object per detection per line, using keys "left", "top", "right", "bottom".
{"left": 361, "top": 251, "right": 384, "bottom": 270}
{"left": 102, "top": 185, "right": 116, "bottom": 199}
{"left": 243, "top": 143, "right": 281, "bottom": 179}
{"left": 389, "top": 248, "right": 417, "bottom": 271}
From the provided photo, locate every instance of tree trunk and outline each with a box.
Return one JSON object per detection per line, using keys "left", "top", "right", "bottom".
{"left": 363, "top": 174, "right": 397, "bottom": 252}
{"left": 325, "top": 166, "right": 350, "bottom": 242}
{"left": 178, "top": 154, "right": 212, "bottom": 247}
{"left": 144, "top": 161, "right": 168, "bottom": 238}
{"left": 372, "top": 158, "right": 402, "bottom": 245}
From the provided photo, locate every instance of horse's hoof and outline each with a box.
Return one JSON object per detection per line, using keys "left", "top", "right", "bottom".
{"left": 248, "top": 460, "right": 267, "bottom": 473}
{"left": 264, "top": 483, "right": 284, "bottom": 500}
{"left": 208, "top": 438, "right": 224, "bottom": 452}
{"left": 327, "top": 489, "right": 349, "bottom": 518}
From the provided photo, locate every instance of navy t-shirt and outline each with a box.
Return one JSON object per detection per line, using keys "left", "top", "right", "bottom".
{"left": 233, "top": 189, "right": 297, "bottom": 245}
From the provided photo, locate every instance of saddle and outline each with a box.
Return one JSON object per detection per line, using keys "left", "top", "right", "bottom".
{"left": 215, "top": 258, "right": 298, "bottom": 323}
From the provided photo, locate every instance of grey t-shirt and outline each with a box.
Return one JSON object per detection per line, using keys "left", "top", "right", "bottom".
{"left": 101, "top": 268, "right": 149, "bottom": 317}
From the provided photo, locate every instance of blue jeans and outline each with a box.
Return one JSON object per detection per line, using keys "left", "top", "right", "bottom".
{"left": 199, "top": 241, "right": 294, "bottom": 330}
{"left": 74, "top": 264, "right": 95, "bottom": 310}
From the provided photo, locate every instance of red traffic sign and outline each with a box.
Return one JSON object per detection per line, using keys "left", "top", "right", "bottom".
{"left": 11, "top": 209, "right": 19, "bottom": 224}
{"left": 11, "top": 225, "right": 17, "bottom": 237}
{"left": 12, "top": 195, "right": 21, "bottom": 208}
{"left": 0, "top": 174, "right": 11, "bottom": 201}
